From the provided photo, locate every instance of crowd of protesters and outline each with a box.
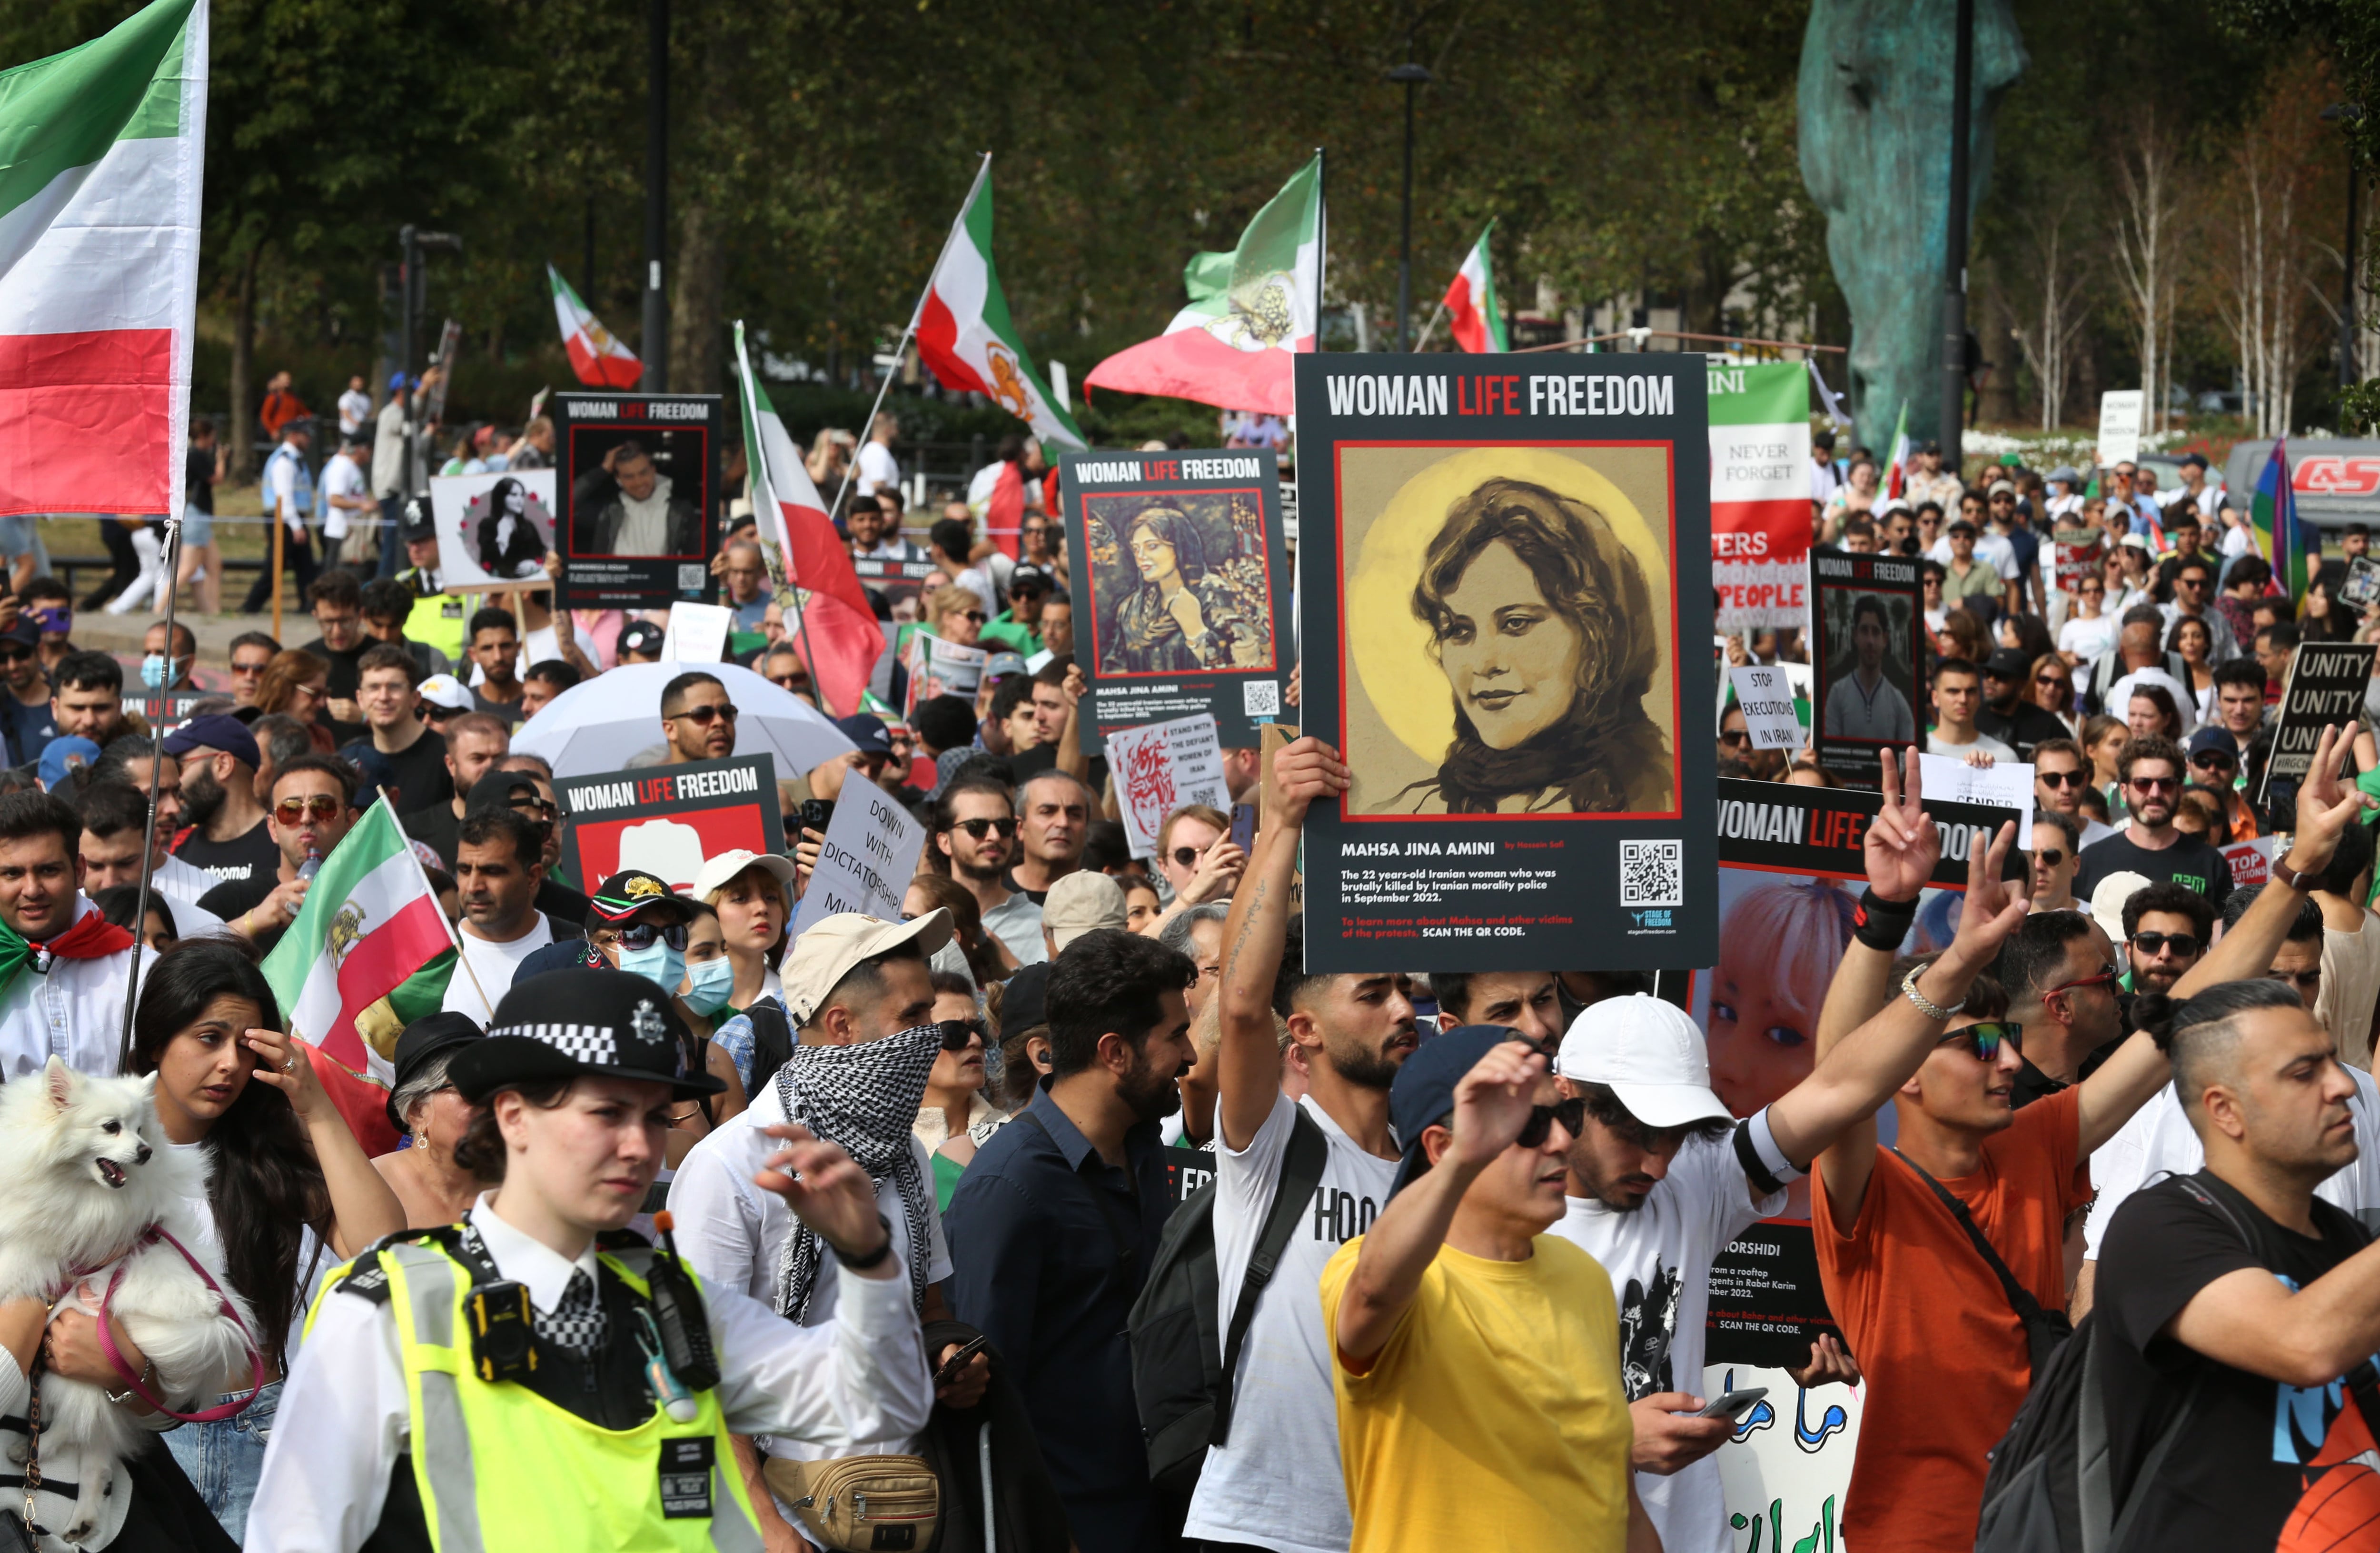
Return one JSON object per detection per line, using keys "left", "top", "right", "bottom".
{"left": 6, "top": 397, "right": 2380, "bottom": 1553}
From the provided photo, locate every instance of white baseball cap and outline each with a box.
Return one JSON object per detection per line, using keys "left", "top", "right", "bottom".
{"left": 1554, "top": 995, "right": 1732, "bottom": 1129}
{"left": 690, "top": 847, "right": 795, "bottom": 904}
{"left": 2089, "top": 870, "right": 2155, "bottom": 945}
{"left": 417, "top": 673, "right": 474, "bottom": 713}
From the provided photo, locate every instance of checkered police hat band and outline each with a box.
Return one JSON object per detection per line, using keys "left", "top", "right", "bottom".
{"left": 490, "top": 1021, "right": 618, "bottom": 1066}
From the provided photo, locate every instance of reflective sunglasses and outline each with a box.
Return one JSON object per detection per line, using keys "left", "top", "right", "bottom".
{"left": 1516, "top": 1096, "right": 1588, "bottom": 1149}
{"left": 937, "top": 1017, "right": 989, "bottom": 1052}
{"left": 2131, "top": 930, "right": 2202, "bottom": 958}
{"left": 611, "top": 920, "right": 690, "bottom": 953}
{"left": 2033, "top": 846, "right": 2065, "bottom": 867}
{"left": 1938, "top": 1021, "right": 2023, "bottom": 1063}
{"left": 669, "top": 702, "right": 739, "bottom": 726}
{"left": 2037, "top": 768, "right": 2088, "bottom": 788}
{"left": 273, "top": 796, "right": 343, "bottom": 824}
{"left": 952, "top": 816, "right": 1018, "bottom": 840}
{"left": 2189, "top": 750, "right": 2236, "bottom": 770}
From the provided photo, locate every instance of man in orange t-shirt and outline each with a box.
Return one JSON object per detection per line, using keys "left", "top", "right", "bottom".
{"left": 1805, "top": 747, "right": 2180, "bottom": 1553}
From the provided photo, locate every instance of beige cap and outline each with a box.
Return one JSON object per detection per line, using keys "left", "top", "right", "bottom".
{"left": 2088, "top": 870, "right": 2154, "bottom": 944}
{"left": 691, "top": 847, "right": 795, "bottom": 904}
{"left": 1043, "top": 871, "right": 1127, "bottom": 951}
{"left": 781, "top": 909, "right": 954, "bottom": 1025}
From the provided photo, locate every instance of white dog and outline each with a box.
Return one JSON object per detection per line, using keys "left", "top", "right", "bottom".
{"left": 0, "top": 1058, "right": 258, "bottom": 1547}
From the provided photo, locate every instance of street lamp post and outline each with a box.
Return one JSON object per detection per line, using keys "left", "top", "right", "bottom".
{"left": 2324, "top": 103, "right": 2365, "bottom": 386}
{"left": 1941, "top": 0, "right": 1974, "bottom": 471}
{"left": 642, "top": 0, "right": 669, "bottom": 392}
{"left": 1389, "top": 57, "right": 1432, "bottom": 353}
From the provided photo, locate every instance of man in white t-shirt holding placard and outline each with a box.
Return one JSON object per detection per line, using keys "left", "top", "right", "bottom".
{"left": 1192, "top": 735, "right": 1412, "bottom": 1553}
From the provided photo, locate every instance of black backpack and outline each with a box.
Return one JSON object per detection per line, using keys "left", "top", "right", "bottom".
{"left": 744, "top": 996, "right": 794, "bottom": 1095}
{"left": 1973, "top": 1175, "right": 2243, "bottom": 1553}
{"left": 1127, "top": 1106, "right": 1329, "bottom": 1500}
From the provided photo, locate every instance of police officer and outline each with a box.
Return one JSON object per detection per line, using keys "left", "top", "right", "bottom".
{"left": 247, "top": 970, "right": 934, "bottom": 1552}
{"left": 394, "top": 498, "right": 471, "bottom": 667}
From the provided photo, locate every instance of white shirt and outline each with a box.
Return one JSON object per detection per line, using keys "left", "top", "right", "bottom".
{"left": 2058, "top": 612, "right": 2119, "bottom": 665}
{"left": 1552, "top": 1129, "right": 1785, "bottom": 1553}
{"left": 0, "top": 896, "right": 155, "bottom": 1079}
{"left": 152, "top": 850, "right": 221, "bottom": 908}
{"left": 1927, "top": 728, "right": 2017, "bottom": 761}
{"left": 441, "top": 915, "right": 556, "bottom": 1018}
{"left": 320, "top": 452, "right": 369, "bottom": 540}
{"left": 1928, "top": 530, "right": 2019, "bottom": 580}
{"left": 269, "top": 448, "right": 305, "bottom": 532}
{"left": 337, "top": 388, "right": 372, "bottom": 438}
{"left": 666, "top": 1081, "right": 951, "bottom": 1463}
{"left": 1183, "top": 1093, "right": 1398, "bottom": 1553}
{"left": 2085, "top": 1065, "right": 2380, "bottom": 1260}
{"left": 856, "top": 440, "right": 900, "bottom": 498}
{"left": 248, "top": 1191, "right": 934, "bottom": 1553}
{"left": 980, "top": 891, "right": 1047, "bottom": 966}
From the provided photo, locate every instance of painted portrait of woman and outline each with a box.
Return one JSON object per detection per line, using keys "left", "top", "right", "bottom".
{"left": 473, "top": 477, "right": 548, "bottom": 579}
{"left": 1105, "top": 502, "right": 1270, "bottom": 674}
{"left": 1391, "top": 477, "right": 1672, "bottom": 814}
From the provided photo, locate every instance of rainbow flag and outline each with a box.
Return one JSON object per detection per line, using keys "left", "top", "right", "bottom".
{"left": 2252, "top": 438, "right": 2315, "bottom": 599}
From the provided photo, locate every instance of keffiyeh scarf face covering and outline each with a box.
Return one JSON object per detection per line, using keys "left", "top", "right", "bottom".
{"left": 772, "top": 1021, "right": 942, "bottom": 1320}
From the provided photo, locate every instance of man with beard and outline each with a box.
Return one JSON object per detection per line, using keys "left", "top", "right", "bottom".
{"left": 2121, "top": 880, "right": 2215, "bottom": 994}
{"left": 1006, "top": 769, "right": 1089, "bottom": 904}
{"left": 1186, "top": 736, "right": 1418, "bottom": 1553}
{"left": 1999, "top": 909, "right": 2128, "bottom": 1109}
{"left": 160, "top": 714, "right": 278, "bottom": 890}
{"left": 1431, "top": 969, "right": 1564, "bottom": 1044}
{"left": 669, "top": 910, "right": 991, "bottom": 1553}
{"left": 401, "top": 710, "right": 508, "bottom": 871}
{"left": 946, "top": 928, "right": 1199, "bottom": 1553}
{"left": 932, "top": 774, "right": 1043, "bottom": 966}
{"left": 660, "top": 670, "right": 737, "bottom": 765}
{"left": 0, "top": 789, "right": 153, "bottom": 1078}
{"left": 2077, "top": 735, "right": 2234, "bottom": 911}
{"left": 200, "top": 753, "right": 358, "bottom": 954}
{"left": 1821, "top": 594, "right": 1914, "bottom": 743}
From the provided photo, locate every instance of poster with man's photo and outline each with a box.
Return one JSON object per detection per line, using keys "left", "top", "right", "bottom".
{"left": 1809, "top": 547, "right": 1924, "bottom": 792}
{"left": 555, "top": 393, "right": 723, "bottom": 611}
{"left": 1055, "top": 448, "right": 1293, "bottom": 750}
{"left": 429, "top": 470, "right": 558, "bottom": 591}
{"left": 1293, "top": 354, "right": 1716, "bottom": 973}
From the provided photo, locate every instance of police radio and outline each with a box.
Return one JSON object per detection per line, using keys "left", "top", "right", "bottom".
{"left": 648, "top": 1212, "right": 720, "bottom": 1392}
{"left": 466, "top": 1281, "right": 538, "bottom": 1382}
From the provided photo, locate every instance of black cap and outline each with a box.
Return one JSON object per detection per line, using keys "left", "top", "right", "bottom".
{"left": 448, "top": 968, "right": 724, "bottom": 1101}
{"left": 1982, "top": 647, "right": 2031, "bottom": 680}
{"left": 1001, "top": 962, "right": 1050, "bottom": 1035}
{"left": 386, "top": 1012, "right": 484, "bottom": 1133}
{"left": 1009, "top": 564, "right": 1051, "bottom": 595}
{"left": 589, "top": 869, "right": 694, "bottom": 926}
{"left": 1389, "top": 1026, "right": 1515, "bottom": 1195}
{"left": 465, "top": 768, "right": 544, "bottom": 819}
{"left": 618, "top": 620, "right": 665, "bottom": 657}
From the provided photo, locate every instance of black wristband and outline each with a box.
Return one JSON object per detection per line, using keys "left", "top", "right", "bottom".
{"left": 831, "top": 1214, "right": 896, "bottom": 1271}
{"left": 1854, "top": 887, "right": 1919, "bottom": 951}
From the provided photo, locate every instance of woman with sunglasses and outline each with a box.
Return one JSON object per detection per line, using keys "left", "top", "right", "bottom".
{"left": 916, "top": 971, "right": 1003, "bottom": 1185}
{"left": 251, "top": 649, "right": 335, "bottom": 754}
{"left": 2026, "top": 652, "right": 2078, "bottom": 736}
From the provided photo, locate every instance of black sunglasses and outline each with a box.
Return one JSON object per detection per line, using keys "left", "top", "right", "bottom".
{"left": 2033, "top": 847, "right": 2064, "bottom": 867}
{"left": 1938, "top": 1021, "right": 2023, "bottom": 1063}
{"left": 1516, "top": 1097, "right": 1588, "bottom": 1149}
{"left": 611, "top": 921, "right": 690, "bottom": 952}
{"left": 952, "top": 816, "right": 1018, "bottom": 840}
{"left": 2130, "top": 930, "right": 2202, "bottom": 958}
{"left": 2037, "top": 769, "right": 2087, "bottom": 788}
{"left": 2190, "top": 751, "right": 2236, "bottom": 769}
{"left": 670, "top": 703, "right": 740, "bottom": 726}
{"left": 937, "top": 1017, "right": 988, "bottom": 1052}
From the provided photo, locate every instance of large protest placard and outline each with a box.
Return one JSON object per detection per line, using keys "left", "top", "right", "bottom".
{"left": 1294, "top": 354, "right": 1715, "bottom": 973}
{"left": 851, "top": 552, "right": 942, "bottom": 609}
{"left": 902, "top": 632, "right": 986, "bottom": 719}
{"left": 122, "top": 691, "right": 211, "bottom": 736}
{"left": 1107, "top": 712, "right": 1231, "bottom": 858}
{"left": 428, "top": 470, "right": 558, "bottom": 590}
{"left": 1708, "top": 361, "right": 1812, "bottom": 633}
{"left": 2260, "top": 640, "right": 2378, "bottom": 804}
{"left": 556, "top": 755, "right": 783, "bottom": 895}
{"left": 791, "top": 785, "right": 926, "bottom": 935}
{"left": 2096, "top": 389, "right": 2144, "bottom": 469}
{"left": 1056, "top": 448, "right": 1293, "bottom": 749}
{"left": 2051, "top": 514, "right": 2105, "bottom": 593}
{"left": 555, "top": 393, "right": 723, "bottom": 611}
{"left": 1696, "top": 775, "right": 2018, "bottom": 1551}
{"left": 1809, "top": 547, "right": 1924, "bottom": 791}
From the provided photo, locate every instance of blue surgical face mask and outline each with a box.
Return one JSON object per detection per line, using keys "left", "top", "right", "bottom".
{"left": 618, "top": 938, "right": 686, "bottom": 997}
{"left": 140, "top": 653, "right": 182, "bottom": 689}
{"left": 680, "top": 955, "right": 735, "bottom": 1015}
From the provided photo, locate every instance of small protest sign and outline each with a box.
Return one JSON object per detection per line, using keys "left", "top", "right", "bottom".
{"left": 1728, "top": 665, "right": 1803, "bottom": 749}
{"left": 2343, "top": 556, "right": 2380, "bottom": 614}
{"left": 902, "top": 632, "right": 986, "bottom": 718}
{"left": 2259, "top": 641, "right": 2378, "bottom": 803}
{"left": 1915, "top": 753, "right": 2034, "bottom": 838}
{"left": 1809, "top": 547, "right": 1925, "bottom": 791}
{"left": 791, "top": 786, "right": 925, "bottom": 935}
{"left": 2096, "top": 390, "right": 2143, "bottom": 469}
{"left": 851, "top": 553, "right": 941, "bottom": 606}
{"left": 2051, "top": 520, "right": 2105, "bottom": 592}
{"left": 1106, "top": 712, "right": 1230, "bottom": 857}
{"left": 661, "top": 601, "right": 733, "bottom": 664}
{"left": 429, "top": 470, "right": 557, "bottom": 590}
{"left": 556, "top": 755, "right": 784, "bottom": 894}
{"left": 2221, "top": 835, "right": 2281, "bottom": 891}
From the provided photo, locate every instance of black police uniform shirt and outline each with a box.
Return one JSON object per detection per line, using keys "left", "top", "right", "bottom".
{"left": 2093, "top": 1172, "right": 2377, "bottom": 1551}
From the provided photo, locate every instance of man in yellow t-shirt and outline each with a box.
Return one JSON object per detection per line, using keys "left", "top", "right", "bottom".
{"left": 1319, "top": 1027, "right": 1656, "bottom": 1553}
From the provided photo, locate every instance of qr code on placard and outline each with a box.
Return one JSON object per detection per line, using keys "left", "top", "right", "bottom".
{"left": 678, "top": 564, "right": 709, "bottom": 591}
{"left": 1619, "top": 840, "right": 1684, "bottom": 908}
{"left": 1242, "top": 679, "right": 1281, "bottom": 719}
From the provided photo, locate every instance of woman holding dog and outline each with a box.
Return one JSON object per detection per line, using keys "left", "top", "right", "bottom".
{"left": 40, "top": 938, "right": 407, "bottom": 1543}
{"left": 246, "top": 967, "right": 935, "bottom": 1553}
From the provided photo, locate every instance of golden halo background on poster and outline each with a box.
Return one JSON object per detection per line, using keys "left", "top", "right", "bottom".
{"left": 1348, "top": 446, "right": 1674, "bottom": 766}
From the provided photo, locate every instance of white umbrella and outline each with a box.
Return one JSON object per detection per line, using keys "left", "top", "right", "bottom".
{"left": 509, "top": 659, "right": 857, "bottom": 780}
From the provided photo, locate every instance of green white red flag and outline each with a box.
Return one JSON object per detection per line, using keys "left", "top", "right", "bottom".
{"left": 1086, "top": 155, "right": 1322, "bottom": 415}
{"left": 0, "top": 0, "right": 206, "bottom": 518}
{"left": 734, "top": 320, "right": 885, "bottom": 715}
{"left": 1442, "top": 221, "right": 1508, "bottom": 353}
{"left": 548, "top": 263, "right": 641, "bottom": 388}
{"left": 915, "top": 156, "right": 1085, "bottom": 451}
{"left": 261, "top": 796, "right": 456, "bottom": 1082}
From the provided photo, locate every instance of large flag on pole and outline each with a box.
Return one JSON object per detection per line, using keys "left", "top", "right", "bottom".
{"left": 548, "top": 264, "right": 641, "bottom": 388}
{"left": 1442, "top": 221, "right": 1508, "bottom": 353}
{"left": 2252, "top": 438, "right": 2315, "bottom": 599}
{"left": 1881, "top": 402, "right": 1911, "bottom": 502}
{"left": 1086, "top": 155, "right": 1322, "bottom": 416}
{"left": 261, "top": 797, "right": 458, "bottom": 1080}
{"left": 915, "top": 156, "right": 1085, "bottom": 452}
{"left": 0, "top": 0, "right": 207, "bottom": 519}
{"left": 734, "top": 321, "right": 884, "bottom": 716}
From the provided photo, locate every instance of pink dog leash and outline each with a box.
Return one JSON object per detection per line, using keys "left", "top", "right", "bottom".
{"left": 92, "top": 1225, "right": 267, "bottom": 1423}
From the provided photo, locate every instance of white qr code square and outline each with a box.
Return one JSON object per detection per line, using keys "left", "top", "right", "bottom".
{"left": 1242, "top": 679, "right": 1281, "bottom": 719}
{"left": 678, "top": 564, "right": 709, "bottom": 591}
{"left": 1618, "top": 840, "right": 1684, "bottom": 908}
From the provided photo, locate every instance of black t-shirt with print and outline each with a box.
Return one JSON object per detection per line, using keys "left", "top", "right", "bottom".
{"left": 2095, "top": 1171, "right": 2377, "bottom": 1551}
{"left": 171, "top": 818, "right": 280, "bottom": 892}
{"left": 2075, "top": 828, "right": 2234, "bottom": 913}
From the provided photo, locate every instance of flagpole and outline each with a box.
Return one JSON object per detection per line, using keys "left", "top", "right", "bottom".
{"left": 1412, "top": 298, "right": 1449, "bottom": 353}
{"left": 117, "top": 515, "right": 184, "bottom": 1068}
{"left": 736, "top": 320, "right": 840, "bottom": 718}
{"left": 1313, "top": 148, "right": 1327, "bottom": 353}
